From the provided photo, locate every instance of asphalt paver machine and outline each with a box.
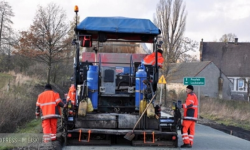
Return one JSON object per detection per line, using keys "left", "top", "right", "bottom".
{"left": 62, "top": 6, "right": 181, "bottom": 147}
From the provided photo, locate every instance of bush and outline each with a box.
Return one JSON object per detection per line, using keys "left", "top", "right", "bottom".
{"left": 0, "top": 73, "right": 42, "bottom": 132}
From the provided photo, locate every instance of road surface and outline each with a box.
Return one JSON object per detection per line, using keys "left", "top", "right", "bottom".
{"left": 63, "top": 113, "right": 250, "bottom": 150}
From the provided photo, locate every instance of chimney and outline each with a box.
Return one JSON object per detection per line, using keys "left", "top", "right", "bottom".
{"left": 235, "top": 38, "right": 238, "bottom": 45}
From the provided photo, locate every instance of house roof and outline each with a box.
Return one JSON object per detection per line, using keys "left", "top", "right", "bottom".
{"left": 201, "top": 42, "right": 250, "bottom": 77}
{"left": 167, "top": 61, "right": 211, "bottom": 83}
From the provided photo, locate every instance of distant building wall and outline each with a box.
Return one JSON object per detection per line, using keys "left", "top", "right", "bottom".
{"left": 197, "top": 62, "right": 231, "bottom": 100}
{"left": 166, "top": 83, "right": 186, "bottom": 95}
{"left": 222, "top": 73, "right": 232, "bottom": 100}
{"left": 163, "top": 83, "right": 186, "bottom": 102}
{"left": 166, "top": 62, "right": 231, "bottom": 100}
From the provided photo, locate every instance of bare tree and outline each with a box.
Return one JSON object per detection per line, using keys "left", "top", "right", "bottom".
{"left": 176, "top": 37, "right": 197, "bottom": 62}
{"left": 14, "top": 3, "right": 71, "bottom": 84}
{"left": 178, "top": 53, "right": 198, "bottom": 63}
{"left": 219, "top": 33, "right": 237, "bottom": 42}
{"left": 0, "top": 0, "right": 14, "bottom": 52}
{"left": 154, "top": 0, "right": 197, "bottom": 75}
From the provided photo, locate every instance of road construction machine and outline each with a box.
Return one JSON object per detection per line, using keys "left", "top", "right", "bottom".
{"left": 62, "top": 6, "right": 181, "bottom": 147}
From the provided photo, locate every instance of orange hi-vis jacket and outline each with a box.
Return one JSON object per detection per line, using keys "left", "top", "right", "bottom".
{"left": 182, "top": 92, "right": 198, "bottom": 121}
{"left": 67, "top": 85, "right": 76, "bottom": 105}
{"left": 143, "top": 52, "right": 164, "bottom": 67}
{"left": 36, "top": 90, "right": 64, "bottom": 120}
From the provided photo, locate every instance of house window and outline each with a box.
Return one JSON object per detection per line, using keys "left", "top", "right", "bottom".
{"left": 238, "top": 79, "right": 244, "bottom": 91}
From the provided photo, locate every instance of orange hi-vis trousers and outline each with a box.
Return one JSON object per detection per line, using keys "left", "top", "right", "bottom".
{"left": 182, "top": 120, "right": 196, "bottom": 145}
{"left": 42, "top": 118, "right": 58, "bottom": 143}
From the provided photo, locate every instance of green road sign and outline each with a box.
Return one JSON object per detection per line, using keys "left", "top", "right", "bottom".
{"left": 183, "top": 77, "right": 205, "bottom": 86}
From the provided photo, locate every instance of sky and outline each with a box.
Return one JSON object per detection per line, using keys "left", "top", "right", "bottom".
{"left": 7, "top": 0, "right": 250, "bottom": 44}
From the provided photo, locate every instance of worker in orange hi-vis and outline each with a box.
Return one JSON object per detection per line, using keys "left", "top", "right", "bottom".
{"left": 66, "top": 84, "right": 76, "bottom": 106}
{"left": 180, "top": 85, "right": 198, "bottom": 148}
{"left": 143, "top": 49, "right": 164, "bottom": 68}
{"left": 35, "top": 84, "right": 64, "bottom": 143}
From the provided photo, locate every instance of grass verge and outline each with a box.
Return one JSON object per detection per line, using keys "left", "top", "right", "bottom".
{"left": 0, "top": 119, "right": 42, "bottom": 150}
{"left": 200, "top": 97, "right": 250, "bottom": 130}
{"left": 16, "top": 119, "right": 42, "bottom": 133}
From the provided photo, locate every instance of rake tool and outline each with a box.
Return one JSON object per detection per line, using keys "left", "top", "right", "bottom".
{"left": 124, "top": 93, "right": 157, "bottom": 141}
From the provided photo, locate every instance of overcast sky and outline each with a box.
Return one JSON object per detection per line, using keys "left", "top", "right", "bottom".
{"left": 7, "top": 0, "right": 250, "bottom": 43}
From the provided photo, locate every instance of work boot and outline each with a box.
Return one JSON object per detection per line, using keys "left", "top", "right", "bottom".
{"left": 180, "top": 143, "right": 192, "bottom": 148}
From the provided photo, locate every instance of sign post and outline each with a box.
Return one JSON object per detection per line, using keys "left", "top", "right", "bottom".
{"left": 183, "top": 77, "right": 205, "bottom": 121}
{"left": 198, "top": 86, "right": 200, "bottom": 120}
{"left": 158, "top": 75, "right": 167, "bottom": 104}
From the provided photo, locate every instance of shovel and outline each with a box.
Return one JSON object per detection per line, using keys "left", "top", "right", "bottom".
{"left": 124, "top": 94, "right": 157, "bottom": 141}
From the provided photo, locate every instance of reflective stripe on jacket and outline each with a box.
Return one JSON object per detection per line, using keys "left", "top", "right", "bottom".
{"left": 36, "top": 90, "right": 63, "bottom": 120}
{"left": 182, "top": 92, "right": 198, "bottom": 121}
{"left": 143, "top": 52, "right": 164, "bottom": 67}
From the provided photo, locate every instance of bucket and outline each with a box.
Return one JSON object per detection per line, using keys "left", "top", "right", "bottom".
{"left": 147, "top": 103, "right": 155, "bottom": 118}
{"left": 78, "top": 100, "right": 87, "bottom": 116}
{"left": 87, "top": 97, "right": 94, "bottom": 112}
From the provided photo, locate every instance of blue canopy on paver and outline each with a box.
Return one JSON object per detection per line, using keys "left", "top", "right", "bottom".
{"left": 76, "top": 17, "right": 160, "bottom": 35}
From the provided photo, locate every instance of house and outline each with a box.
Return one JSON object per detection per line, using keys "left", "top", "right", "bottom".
{"left": 200, "top": 38, "right": 250, "bottom": 100}
{"left": 166, "top": 61, "right": 231, "bottom": 100}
